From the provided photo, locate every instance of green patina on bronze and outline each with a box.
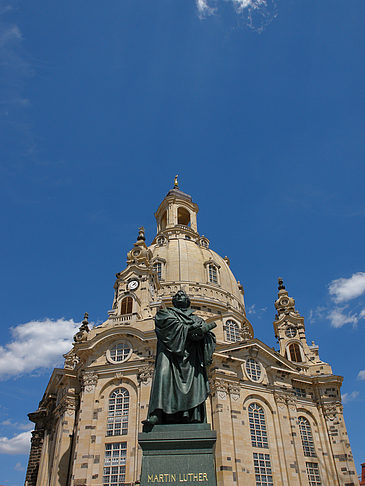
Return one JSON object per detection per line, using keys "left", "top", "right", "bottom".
{"left": 144, "top": 290, "right": 216, "bottom": 426}
{"left": 138, "top": 424, "right": 217, "bottom": 486}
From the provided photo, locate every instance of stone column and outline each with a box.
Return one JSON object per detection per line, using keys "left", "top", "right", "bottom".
{"left": 321, "top": 401, "right": 358, "bottom": 485}
{"left": 25, "top": 428, "right": 45, "bottom": 486}
{"left": 70, "top": 371, "right": 98, "bottom": 486}
{"left": 210, "top": 377, "right": 236, "bottom": 486}
{"left": 273, "top": 392, "right": 294, "bottom": 486}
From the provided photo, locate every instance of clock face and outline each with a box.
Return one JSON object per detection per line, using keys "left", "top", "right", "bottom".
{"left": 127, "top": 279, "right": 139, "bottom": 291}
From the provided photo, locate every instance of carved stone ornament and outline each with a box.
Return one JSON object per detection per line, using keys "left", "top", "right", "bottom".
{"left": 31, "top": 429, "right": 45, "bottom": 447}
{"left": 229, "top": 384, "right": 241, "bottom": 401}
{"left": 138, "top": 364, "right": 154, "bottom": 384}
{"left": 274, "top": 392, "right": 288, "bottom": 409}
{"left": 286, "top": 394, "right": 297, "bottom": 411}
{"left": 82, "top": 371, "right": 98, "bottom": 392}
{"left": 322, "top": 401, "right": 342, "bottom": 421}
{"left": 209, "top": 378, "right": 229, "bottom": 400}
{"left": 240, "top": 325, "right": 252, "bottom": 342}
{"left": 64, "top": 352, "right": 80, "bottom": 370}
{"left": 57, "top": 396, "right": 77, "bottom": 417}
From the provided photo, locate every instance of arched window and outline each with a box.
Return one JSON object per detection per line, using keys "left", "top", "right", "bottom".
{"left": 160, "top": 211, "right": 167, "bottom": 230}
{"left": 248, "top": 403, "right": 268, "bottom": 448}
{"left": 225, "top": 320, "right": 241, "bottom": 342}
{"left": 288, "top": 343, "right": 302, "bottom": 362}
{"left": 107, "top": 388, "right": 130, "bottom": 436}
{"left": 153, "top": 262, "right": 162, "bottom": 280}
{"left": 208, "top": 264, "right": 218, "bottom": 284}
{"left": 121, "top": 296, "right": 133, "bottom": 315}
{"left": 177, "top": 207, "right": 190, "bottom": 226}
{"left": 298, "top": 416, "right": 316, "bottom": 457}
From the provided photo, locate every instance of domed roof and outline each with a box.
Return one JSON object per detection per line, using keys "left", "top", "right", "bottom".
{"left": 149, "top": 183, "right": 246, "bottom": 317}
{"left": 149, "top": 238, "right": 245, "bottom": 313}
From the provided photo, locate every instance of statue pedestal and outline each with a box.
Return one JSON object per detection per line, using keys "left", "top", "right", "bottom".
{"left": 138, "top": 424, "right": 217, "bottom": 486}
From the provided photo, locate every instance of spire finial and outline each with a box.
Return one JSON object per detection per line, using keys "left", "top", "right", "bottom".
{"left": 174, "top": 174, "right": 179, "bottom": 189}
{"left": 79, "top": 312, "right": 89, "bottom": 332}
{"left": 278, "top": 277, "right": 285, "bottom": 290}
{"left": 137, "top": 226, "right": 146, "bottom": 241}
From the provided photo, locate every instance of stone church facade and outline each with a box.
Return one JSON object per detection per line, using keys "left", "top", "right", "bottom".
{"left": 25, "top": 186, "right": 358, "bottom": 486}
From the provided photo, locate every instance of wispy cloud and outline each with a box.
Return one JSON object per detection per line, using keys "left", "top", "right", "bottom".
{"left": 0, "top": 430, "right": 31, "bottom": 455}
{"left": 310, "top": 273, "right": 365, "bottom": 328}
{"left": 247, "top": 303, "right": 267, "bottom": 319}
{"left": 327, "top": 307, "right": 359, "bottom": 329}
{"left": 342, "top": 391, "right": 359, "bottom": 404}
{"left": 0, "top": 419, "right": 33, "bottom": 431}
{"left": 0, "top": 1, "right": 35, "bottom": 160}
{"left": 196, "top": 0, "right": 277, "bottom": 32}
{"left": 329, "top": 272, "right": 365, "bottom": 304}
{"left": 14, "top": 461, "right": 25, "bottom": 471}
{"left": 0, "top": 318, "right": 80, "bottom": 379}
{"left": 196, "top": 0, "right": 216, "bottom": 18}
{"left": 358, "top": 370, "right": 365, "bottom": 380}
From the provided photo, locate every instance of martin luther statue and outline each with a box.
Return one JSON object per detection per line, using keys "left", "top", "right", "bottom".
{"left": 143, "top": 290, "right": 216, "bottom": 427}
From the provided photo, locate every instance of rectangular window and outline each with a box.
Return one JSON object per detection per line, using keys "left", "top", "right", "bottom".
{"left": 294, "top": 387, "right": 306, "bottom": 398}
{"left": 153, "top": 262, "right": 162, "bottom": 280}
{"left": 306, "top": 462, "right": 321, "bottom": 486}
{"left": 253, "top": 453, "right": 273, "bottom": 486}
{"left": 103, "top": 442, "right": 127, "bottom": 486}
{"left": 208, "top": 264, "right": 218, "bottom": 284}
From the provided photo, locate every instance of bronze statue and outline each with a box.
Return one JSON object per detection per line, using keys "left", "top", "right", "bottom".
{"left": 143, "top": 290, "right": 216, "bottom": 427}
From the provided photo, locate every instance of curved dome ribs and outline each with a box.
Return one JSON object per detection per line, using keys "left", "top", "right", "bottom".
{"left": 148, "top": 185, "right": 253, "bottom": 340}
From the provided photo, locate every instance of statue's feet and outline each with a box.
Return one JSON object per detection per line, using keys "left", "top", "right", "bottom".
{"left": 142, "top": 414, "right": 159, "bottom": 431}
{"left": 143, "top": 414, "right": 159, "bottom": 425}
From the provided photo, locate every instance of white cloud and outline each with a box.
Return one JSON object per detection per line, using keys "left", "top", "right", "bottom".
{"left": 0, "top": 24, "right": 22, "bottom": 48}
{"left": 0, "top": 419, "right": 33, "bottom": 431}
{"left": 0, "top": 318, "right": 80, "bottom": 379}
{"left": 327, "top": 307, "right": 358, "bottom": 328}
{"left": 196, "top": 0, "right": 216, "bottom": 18}
{"left": 14, "top": 461, "right": 25, "bottom": 471}
{"left": 329, "top": 272, "right": 365, "bottom": 303}
{"left": 342, "top": 391, "right": 359, "bottom": 404}
{"left": 358, "top": 370, "right": 365, "bottom": 380}
{"left": 232, "top": 0, "right": 266, "bottom": 14}
{"left": 247, "top": 304, "right": 256, "bottom": 314}
{"left": 0, "top": 430, "right": 31, "bottom": 455}
{"left": 196, "top": 0, "right": 276, "bottom": 29}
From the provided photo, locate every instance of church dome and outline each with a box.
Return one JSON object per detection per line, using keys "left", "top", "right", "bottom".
{"left": 149, "top": 182, "right": 246, "bottom": 318}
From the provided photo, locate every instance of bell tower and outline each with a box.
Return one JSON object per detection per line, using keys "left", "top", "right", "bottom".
{"left": 154, "top": 177, "right": 199, "bottom": 235}
{"left": 273, "top": 278, "right": 332, "bottom": 374}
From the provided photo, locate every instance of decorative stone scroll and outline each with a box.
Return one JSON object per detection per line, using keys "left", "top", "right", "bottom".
{"left": 138, "top": 364, "right": 154, "bottom": 385}
{"left": 240, "top": 325, "right": 253, "bottom": 342}
{"left": 229, "top": 384, "right": 241, "bottom": 401}
{"left": 209, "top": 378, "right": 229, "bottom": 400}
{"left": 322, "top": 401, "right": 342, "bottom": 421}
{"left": 64, "top": 352, "right": 80, "bottom": 370}
{"left": 274, "top": 391, "right": 297, "bottom": 411}
{"left": 82, "top": 371, "right": 98, "bottom": 392}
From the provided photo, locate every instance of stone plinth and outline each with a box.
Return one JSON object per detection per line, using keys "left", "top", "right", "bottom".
{"left": 138, "top": 424, "right": 217, "bottom": 486}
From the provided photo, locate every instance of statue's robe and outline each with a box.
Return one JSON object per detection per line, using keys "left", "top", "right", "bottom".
{"left": 148, "top": 306, "right": 216, "bottom": 421}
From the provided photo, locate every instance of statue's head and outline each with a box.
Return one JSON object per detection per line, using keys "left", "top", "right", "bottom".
{"left": 172, "top": 290, "right": 191, "bottom": 309}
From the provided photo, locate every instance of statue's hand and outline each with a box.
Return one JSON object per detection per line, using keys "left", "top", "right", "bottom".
{"left": 188, "top": 322, "right": 201, "bottom": 333}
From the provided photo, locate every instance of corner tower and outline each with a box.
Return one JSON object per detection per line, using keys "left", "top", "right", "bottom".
{"left": 273, "top": 278, "right": 332, "bottom": 374}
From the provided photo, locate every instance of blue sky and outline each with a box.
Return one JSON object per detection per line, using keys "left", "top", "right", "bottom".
{"left": 1, "top": 0, "right": 365, "bottom": 484}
